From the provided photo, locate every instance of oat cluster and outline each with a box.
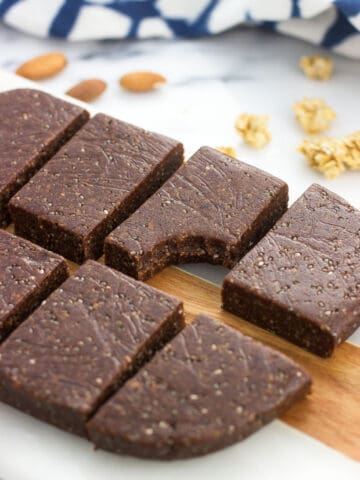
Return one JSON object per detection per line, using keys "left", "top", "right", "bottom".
{"left": 342, "top": 131, "right": 360, "bottom": 170}
{"left": 298, "top": 137, "right": 346, "bottom": 179}
{"left": 299, "top": 55, "right": 333, "bottom": 80}
{"left": 298, "top": 131, "right": 360, "bottom": 179}
{"left": 235, "top": 114, "right": 271, "bottom": 149}
{"left": 293, "top": 98, "right": 336, "bottom": 135}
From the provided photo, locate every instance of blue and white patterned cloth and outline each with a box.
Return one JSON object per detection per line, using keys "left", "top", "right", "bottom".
{"left": 0, "top": 0, "right": 360, "bottom": 57}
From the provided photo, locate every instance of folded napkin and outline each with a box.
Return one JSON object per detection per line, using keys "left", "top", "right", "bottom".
{"left": 1, "top": 0, "right": 360, "bottom": 57}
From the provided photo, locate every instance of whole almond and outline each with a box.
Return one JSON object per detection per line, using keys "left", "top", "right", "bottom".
{"left": 16, "top": 52, "right": 67, "bottom": 80}
{"left": 119, "top": 71, "right": 166, "bottom": 92}
{"left": 66, "top": 79, "right": 107, "bottom": 103}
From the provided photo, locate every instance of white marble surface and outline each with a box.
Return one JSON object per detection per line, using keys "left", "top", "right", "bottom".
{"left": 0, "top": 23, "right": 359, "bottom": 479}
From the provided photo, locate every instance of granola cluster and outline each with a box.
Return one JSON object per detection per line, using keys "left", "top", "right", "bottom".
{"left": 298, "top": 131, "right": 360, "bottom": 179}
{"left": 299, "top": 55, "right": 333, "bottom": 80}
{"left": 342, "top": 131, "right": 360, "bottom": 170}
{"left": 298, "top": 137, "right": 346, "bottom": 179}
{"left": 293, "top": 98, "right": 336, "bottom": 135}
{"left": 235, "top": 114, "right": 271, "bottom": 149}
{"left": 223, "top": 54, "right": 359, "bottom": 182}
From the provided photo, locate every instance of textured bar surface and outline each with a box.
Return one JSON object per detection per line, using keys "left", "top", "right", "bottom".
{"left": 10, "top": 113, "right": 183, "bottom": 262}
{"left": 223, "top": 184, "right": 360, "bottom": 357}
{"left": 105, "top": 147, "right": 288, "bottom": 280}
{"left": 0, "top": 88, "right": 89, "bottom": 226}
{"left": 88, "top": 314, "right": 311, "bottom": 459}
{"left": 0, "top": 229, "right": 68, "bottom": 342}
{"left": 0, "top": 261, "right": 184, "bottom": 435}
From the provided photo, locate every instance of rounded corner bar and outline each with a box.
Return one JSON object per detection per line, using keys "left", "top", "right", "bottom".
{"left": 87, "top": 314, "right": 311, "bottom": 459}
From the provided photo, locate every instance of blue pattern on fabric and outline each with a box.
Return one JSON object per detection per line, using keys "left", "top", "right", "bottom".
{"left": 292, "top": 0, "right": 301, "bottom": 17}
{"left": 49, "top": 0, "right": 83, "bottom": 38}
{"left": 191, "top": 0, "right": 219, "bottom": 37}
{"left": 335, "top": 0, "right": 360, "bottom": 16}
{"left": 259, "top": 21, "right": 278, "bottom": 32}
{"left": 0, "top": 0, "right": 18, "bottom": 16}
{"left": 0, "top": 0, "right": 360, "bottom": 55}
{"left": 107, "top": 0, "right": 159, "bottom": 18}
{"left": 323, "top": 8, "right": 359, "bottom": 47}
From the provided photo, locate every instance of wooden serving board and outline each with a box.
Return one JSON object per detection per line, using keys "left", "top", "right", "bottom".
{"left": 4, "top": 219, "right": 360, "bottom": 462}
{"left": 148, "top": 266, "right": 360, "bottom": 462}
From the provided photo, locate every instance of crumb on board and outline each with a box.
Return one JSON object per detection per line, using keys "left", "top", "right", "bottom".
{"left": 293, "top": 98, "right": 336, "bottom": 135}
{"left": 216, "top": 146, "right": 237, "bottom": 157}
{"left": 299, "top": 55, "right": 333, "bottom": 80}
{"left": 235, "top": 113, "right": 271, "bottom": 149}
{"left": 298, "top": 131, "right": 360, "bottom": 179}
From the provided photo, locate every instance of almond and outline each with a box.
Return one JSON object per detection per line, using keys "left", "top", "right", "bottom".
{"left": 119, "top": 71, "right": 166, "bottom": 92}
{"left": 66, "top": 79, "right": 107, "bottom": 103}
{"left": 16, "top": 52, "right": 67, "bottom": 80}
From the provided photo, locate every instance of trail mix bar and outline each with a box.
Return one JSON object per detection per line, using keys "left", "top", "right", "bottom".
{"left": 9, "top": 113, "right": 184, "bottom": 263}
{"left": 0, "top": 260, "right": 184, "bottom": 435}
{"left": 87, "top": 314, "right": 311, "bottom": 459}
{"left": 0, "top": 88, "right": 89, "bottom": 226}
{"left": 0, "top": 229, "right": 68, "bottom": 342}
{"left": 223, "top": 184, "right": 360, "bottom": 357}
{"left": 105, "top": 146, "right": 288, "bottom": 280}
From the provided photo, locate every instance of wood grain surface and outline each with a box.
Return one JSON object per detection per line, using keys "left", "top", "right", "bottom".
{"left": 148, "top": 267, "right": 360, "bottom": 462}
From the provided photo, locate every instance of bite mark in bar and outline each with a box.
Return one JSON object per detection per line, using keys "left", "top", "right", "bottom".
{"left": 105, "top": 146, "right": 288, "bottom": 280}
